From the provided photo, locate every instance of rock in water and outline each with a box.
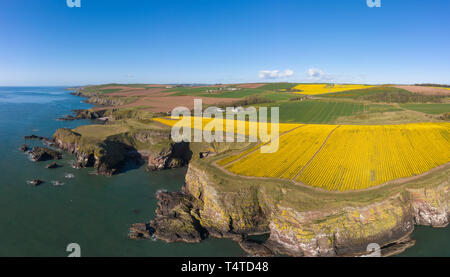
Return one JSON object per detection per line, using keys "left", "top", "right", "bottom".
{"left": 20, "top": 144, "right": 29, "bottom": 152}
{"left": 29, "top": 147, "right": 62, "bottom": 162}
{"left": 46, "top": 162, "right": 59, "bottom": 169}
{"left": 29, "top": 179, "right": 43, "bottom": 186}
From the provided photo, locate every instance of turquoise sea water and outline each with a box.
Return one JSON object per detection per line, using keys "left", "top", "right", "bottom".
{"left": 0, "top": 87, "right": 447, "bottom": 257}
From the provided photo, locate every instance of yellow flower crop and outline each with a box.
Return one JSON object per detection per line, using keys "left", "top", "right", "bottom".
{"left": 221, "top": 122, "right": 450, "bottom": 191}
{"left": 154, "top": 117, "right": 449, "bottom": 191}
{"left": 292, "top": 84, "right": 375, "bottom": 95}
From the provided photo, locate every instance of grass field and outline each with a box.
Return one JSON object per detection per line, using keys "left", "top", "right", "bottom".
{"left": 261, "top": 100, "right": 400, "bottom": 123}
{"left": 323, "top": 86, "right": 446, "bottom": 103}
{"left": 166, "top": 83, "right": 300, "bottom": 98}
{"left": 400, "top": 103, "right": 450, "bottom": 114}
{"left": 322, "top": 86, "right": 408, "bottom": 99}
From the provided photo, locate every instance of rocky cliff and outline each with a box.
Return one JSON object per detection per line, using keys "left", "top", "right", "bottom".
{"left": 53, "top": 127, "right": 191, "bottom": 176}
{"left": 132, "top": 160, "right": 449, "bottom": 257}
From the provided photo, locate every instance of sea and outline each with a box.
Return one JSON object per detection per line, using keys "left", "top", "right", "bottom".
{"left": 0, "top": 87, "right": 447, "bottom": 257}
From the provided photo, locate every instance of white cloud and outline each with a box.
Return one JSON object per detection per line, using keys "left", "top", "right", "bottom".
{"left": 306, "top": 68, "right": 334, "bottom": 81}
{"left": 259, "top": 69, "right": 294, "bottom": 79}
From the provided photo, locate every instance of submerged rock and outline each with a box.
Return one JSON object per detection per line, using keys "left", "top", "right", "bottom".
{"left": 20, "top": 144, "right": 29, "bottom": 152}
{"left": 29, "top": 179, "right": 43, "bottom": 186}
{"left": 64, "top": 173, "right": 75, "bottom": 179}
{"left": 29, "top": 147, "right": 62, "bottom": 162}
{"left": 24, "top": 135, "right": 44, "bottom": 140}
{"left": 46, "top": 162, "right": 60, "bottom": 169}
{"left": 51, "top": 181, "right": 64, "bottom": 186}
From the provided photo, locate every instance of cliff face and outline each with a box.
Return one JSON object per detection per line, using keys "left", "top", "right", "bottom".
{"left": 53, "top": 129, "right": 130, "bottom": 175}
{"left": 184, "top": 165, "right": 269, "bottom": 237}
{"left": 265, "top": 195, "right": 415, "bottom": 256}
{"left": 53, "top": 128, "right": 191, "bottom": 176}
{"left": 141, "top": 162, "right": 449, "bottom": 257}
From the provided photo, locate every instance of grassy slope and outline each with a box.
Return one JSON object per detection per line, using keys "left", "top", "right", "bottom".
{"left": 399, "top": 103, "right": 450, "bottom": 115}
{"left": 259, "top": 100, "right": 400, "bottom": 124}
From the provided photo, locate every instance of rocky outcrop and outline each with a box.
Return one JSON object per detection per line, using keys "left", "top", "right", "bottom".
{"left": 53, "top": 128, "right": 129, "bottom": 176}
{"left": 58, "top": 109, "right": 107, "bottom": 121}
{"left": 20, "top": 144, "right": 29, "bottom": 152}
{"left": 147, "top": 142, "right": 192, "bottom": 171}
{"left": 24, "top": 135, "right": 54, "bottom": 145}
{"left": 147, "top": 191, "right": 208, "bottom": 243}
{"left": 53, "top": 127, "right": 192, "bottom": 176}
{"left": 46, "top": 162, "right": 60, "bottom": 169}
{"left": 135, "top": 162, "right": 449, "bottom": 257}
{"left": 29, "top": 147, "right": 62, "bottom": 162}
{"left": 409, "top": 185, "right": 449, "bottom": 227}
{"left": 29, "top": 179, "right": 43, "bottom": 186}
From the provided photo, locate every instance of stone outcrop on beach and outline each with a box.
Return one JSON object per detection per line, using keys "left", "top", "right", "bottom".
{"left": 29, "top": 147, "right": 62, "bottom": 162}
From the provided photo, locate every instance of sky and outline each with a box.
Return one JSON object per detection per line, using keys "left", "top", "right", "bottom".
{"left": 0, "top": 0, "right": 449, "bottom": 86}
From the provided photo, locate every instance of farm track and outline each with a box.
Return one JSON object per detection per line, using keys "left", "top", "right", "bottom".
{"left": 292, "top": 125, "right": 342, "bottom": 180}
{"left": 223, "top": 124, "right": 306, "bottom": 167}
{"left": 213, "top": 156, "right": 450, "bottom": 194}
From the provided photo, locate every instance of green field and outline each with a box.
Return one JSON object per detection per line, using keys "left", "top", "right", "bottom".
{"left": 322, "top": 86, "right": 445, "bottom": 103}
{"left": 167, "top": 83, "right": 300, "bottom": 98}
{"left": 400, "top": 103, "right": 450, "bottom": 114}
{"left": 260, "top": 100, "right": 400, "bottom": 123}
{"left": 321, "top": 86, "right": 410, "bottom": 99}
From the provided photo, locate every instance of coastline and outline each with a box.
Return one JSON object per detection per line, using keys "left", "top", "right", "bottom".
{"left": 49, "top": 86, "right": 449, "bottom": 257}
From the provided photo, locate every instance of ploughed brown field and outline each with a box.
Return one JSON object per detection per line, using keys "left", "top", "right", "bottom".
{"left": 106, "top": 88, "right": 167, "bottom": 97}
{"left": 394, "top": 85, "right": 450, "bottom": 96}
{"left": 233, "top": 83, "right": 267, "bottom": 88}
{"left": 94, "top": 85, "right": 239, "bottom": 113}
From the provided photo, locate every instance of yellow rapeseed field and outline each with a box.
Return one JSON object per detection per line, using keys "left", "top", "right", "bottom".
{"left": 153, "top": 116, "right": 299, "bottom": 139}
{"left": 224, "top": 125, "right": 337, "bottom": 179}
{"left": 295, "top": 123, "right": 449, "bottom": 191}
{"left": 220, "top": 122, "right": 449, "bottom": 191}
{"left": 292, "top": 84, "right": 375, "bottom": 95}
{"left": 154, "top": 117, "right": 449, "bottom": 191}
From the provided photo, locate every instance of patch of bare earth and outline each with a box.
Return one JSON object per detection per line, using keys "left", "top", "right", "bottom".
{"left": 94, "top": 95, "right": 240, "bottom": 113}
{"left": 233, "top": 83, "right": 266, "bottom": 89}
{"left": 394, "top": 85, "right": 450, "bottom": 96}
{"left": 100, "top": 86, "right": 140, "bottom": 91}
{"left": 106, "top": 88, "right": 168, "bottom": 97}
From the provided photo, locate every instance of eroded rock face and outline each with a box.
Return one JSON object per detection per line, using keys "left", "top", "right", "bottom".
{"left": 137, "top": 163, "right": 449, "bottom": 257}
{"left": 409, "top": 185, "right": 449, "bottom": 227}
{"left": 147, "top": 191, "right": 208, "bottom": 243}
{"left": 29, "top": 147, "right": 62, "bottom": 162}
{"left": 147, "top": 142, "right": 192, "bottom": 172}
{"left": 53, "top": 129, "right": 130, "bottom": 176}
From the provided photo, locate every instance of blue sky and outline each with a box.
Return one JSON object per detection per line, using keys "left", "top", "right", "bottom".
{"left": 1, "top": 0, "right": 449, "bottom": 86}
